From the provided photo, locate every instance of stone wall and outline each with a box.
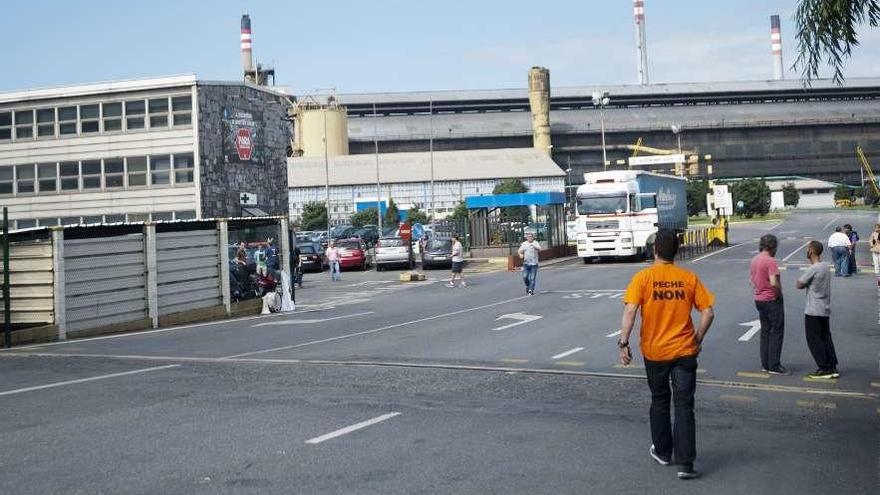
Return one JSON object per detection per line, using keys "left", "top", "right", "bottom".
{"left": 197, "top": 83, "right": 290, "bottom": 218}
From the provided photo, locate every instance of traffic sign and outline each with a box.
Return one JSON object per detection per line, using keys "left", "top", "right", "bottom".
{"left": 398, "top": 222, "right": 412, "bottom": 241}
{"left": 239, "top": 192, "right": 257, "bottom": 206}
{"left": 235, "top": 128, "right": 253, "bottom": 161}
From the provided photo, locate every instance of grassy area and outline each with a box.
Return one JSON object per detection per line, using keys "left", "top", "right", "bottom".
{"left": 688, "top": 212, "right": 790, "bottom": 225}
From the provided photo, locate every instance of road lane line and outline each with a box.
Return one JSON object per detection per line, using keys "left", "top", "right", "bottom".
{"left": 606, "top": 330, "right": 622, "bottom": 338}
{"left": 871, "top": 382, "right": 880, "bottom": 388}
{"left": 737, "top": 371, "right": 770, "bottom": 379}
{"left": 252, "top": 311, "right": 374, "bottom": 327}
{"left": 781, "top": 241, "right": 810, "bottom": 263}
{"left": 552, "top": 347, "right": 584, "bottom": 360}
{"left": 738, "top": 320, "right": 762, "bottom": 342}
{"left": 305, "top": 412, "right": 401, "bottom": 445}
{"left": 796, "top": 400, "right": 836, "bottom": 410}
{"left": 0, "top": 365, "right": 179, "bottom": 397}
{"left": 223, "top": 295, "right": 532, "bottom": 359}
{"left": 554, "top": 361, "right": 586, "bottom": 367}
{"left": 499, "top": 358, "right": 529, "bottom": 364}
{"left": 719, "top": 394, "right": 757, "bottom": 404}
{"left": 692, "top": 243, "right": 743, "bottom": 262}
{"left": 821, "top": 215, "right": 841, "bottom": 231}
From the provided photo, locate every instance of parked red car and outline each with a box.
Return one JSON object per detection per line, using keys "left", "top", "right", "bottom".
{"left": 336, "top": 239, "right": 372, "bottom": 270}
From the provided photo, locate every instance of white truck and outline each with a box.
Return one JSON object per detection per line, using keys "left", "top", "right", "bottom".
{"left": 575, "top": 170, "right": 687, "bottom": 262}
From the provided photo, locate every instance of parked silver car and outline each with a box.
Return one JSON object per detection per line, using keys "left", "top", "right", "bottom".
{"left": 375, "top": 237, "right": 410, "bottom": 271}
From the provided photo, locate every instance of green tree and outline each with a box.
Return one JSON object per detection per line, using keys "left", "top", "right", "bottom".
{"left": 686, "top": 179, "right": 709, "bottom": 216}
{"left": 782, "top": 182, "right": 800, "bottom": 207}
{"left": 730, "top": 179, "right": 771, "bottom": 218}
{"left": 384, "top": 198, "right": 400, "bottom": 226}
{"left": 493, "top": 178, "right": 530, "bottom": 219}
{"left": 864, "top": 181, "right": 880, "bottom": 206}
{"left": 795, "top": 0, "right": 880, "bottom": 83}
{"left": 349, "top": 207, "right": 378, "bottom": 228}
{"left": 450, "top": 201, "right": 468, "bottom": 221}
{"left": 405, "top": 204, "right": 430, "bottom": 225}
{"left": 834, "top": 184, "right": 853, "bottom": 201}
{"left": 300, "top": 202, "right": 328, "bottom": 231}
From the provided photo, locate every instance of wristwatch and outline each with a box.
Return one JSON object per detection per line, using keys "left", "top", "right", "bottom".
{"left": 617, "top": 339, "right": 629, "bottom": 349}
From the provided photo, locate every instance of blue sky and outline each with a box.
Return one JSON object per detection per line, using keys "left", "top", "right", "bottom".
{"left": 4, "top": 0, "right": 879, "bottom": 93}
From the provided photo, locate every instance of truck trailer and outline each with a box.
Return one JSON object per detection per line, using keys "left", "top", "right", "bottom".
{"left": 575, "top": 170, "right": 687, "bottom": 262}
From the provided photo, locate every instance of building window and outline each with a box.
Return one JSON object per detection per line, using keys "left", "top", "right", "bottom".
{"left": 173, "top": 153, "right": 194, "bottom": 184}
{"left": 37, "top": 218, "right": 59, "bottom": 227}
{"left": 105, "top": 158, "right": 124, "bottom": 188}
{"left": 174, "top": 210, "right": 196, "bottom": 220}
{"left": 81, "top": 160, "right": 102, "bottom": 189}
{"left": 60, "top": 161, "right": 79, "bottom": 191}
{"left": 0, "top": 167, "right": 12, "bottom": 195}
{"left": 127, "top": 213, "right": 149, "bottom": 223}
{"left": 152, "top": 211, "right": 173, "bottom": 221}
{"left": 16, "top": 219, "right": 36, "bottom": 229}
{"left": 148, "top": 98, "right": 168, "bottom": 128}
{"left": 0, "top": 112, "right": 11, "bottom": 140}
{"left": 125, "top": 100, "right": 145, "bottom": 130}
{"left": 37, "top": 163, "right": 57, "bottom": 193}
{"left": 61, "top": 217, "right": 81, "bottom": 226}
{"left": 150, "top": 155, "right": 170, "bottom": 185}
{"left": 80, "top": 105, "right": 99, "bottom": 134}
{"left": 104, "top": 214, "right": 125, "bottom": 223}
{"left": 15, "top": 110, "right": 33, "bottom": 139}
{"left": 36, "top": 108, "right": 55, "bottom": 137}
{"left": 16, "top": 164, "right": 35, "bottom": 194}
{"left": 171, "top": 96, "right": 192, "bottom": 126}
{"left": 82, "top": 216, "right": 102, "bottom": 224}
{"left": 127, "top": 157, "right": 147, "bottom": 186}
{"left": 103, "top": 102, "right": 122, "bottom": 132}
{"left": 59, "top": 106, "right": 78, "bottom": 135}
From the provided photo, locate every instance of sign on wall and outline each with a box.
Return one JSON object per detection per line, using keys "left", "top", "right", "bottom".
{"left": 222, "top": 107, "right": 265, "bottom": 165}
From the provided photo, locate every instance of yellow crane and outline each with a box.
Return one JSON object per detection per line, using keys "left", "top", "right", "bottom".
{"left": 856, "top": 145, "right": 879, "bottom": 197}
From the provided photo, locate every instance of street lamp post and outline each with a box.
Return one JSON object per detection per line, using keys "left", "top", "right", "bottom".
{"left": 566, "top": 154, "right": 573, "bottom": 216}
{"left": 429, "top": 98, "right": 435, "bottom": 222}
{"left": 373, "top": 103, "right": 382, "bottom": 232}
{"left": 671, "top": 124, "right": 683, "bottom": 176}
{"left": 323, "top": 109, "right": 331, "bottom": 240}
{"left": 592, "top": 92, "right": 610, "bottom": 170}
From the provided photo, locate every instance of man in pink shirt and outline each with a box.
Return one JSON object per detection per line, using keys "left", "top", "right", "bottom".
{"left": 749, "top": 234, "right": 788, "bottom": 374}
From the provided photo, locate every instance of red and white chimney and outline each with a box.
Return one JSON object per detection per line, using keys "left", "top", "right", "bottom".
{"left": 241, "top": 14, "right": 254, "bottom": 80}
{"left": 634, "top": 0, "right": 649, "bottom": 85}
{"left": 770, "top": 15, "right": 784, "bottom": 80}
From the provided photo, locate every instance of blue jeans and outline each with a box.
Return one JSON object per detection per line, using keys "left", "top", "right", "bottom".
{"left": 522, "top": 264, "right": 538, "bottom": 292}
{"left": 330, "top": 260, "right": 341, "bottom": 281}
{"left": 831, "top": 246, "right": 849, "bottom": 276}
{"left": 645, "top": 356, "right": 698, "bottom": 466}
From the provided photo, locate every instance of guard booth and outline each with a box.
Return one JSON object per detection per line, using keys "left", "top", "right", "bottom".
{"left": 465, "top": 192, "right": 569, "bottom": 264}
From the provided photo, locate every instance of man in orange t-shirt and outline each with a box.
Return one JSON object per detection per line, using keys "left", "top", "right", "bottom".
{"left": 618, "top": 229, "right": 715, "bottom": 480}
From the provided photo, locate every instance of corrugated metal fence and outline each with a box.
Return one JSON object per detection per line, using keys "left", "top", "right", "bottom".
{"left": 156, "top": 229, "right": 221, "bottom": 316}
{"left": 64, "top": 234, "right": 148, "bottom": 334}
{"left": 0, "top": 241, "right": 54, "bottom": 325}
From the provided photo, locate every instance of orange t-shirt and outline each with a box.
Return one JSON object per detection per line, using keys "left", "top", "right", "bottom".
{"left": 623, "top": 263, "right": 715, "bottom": 362}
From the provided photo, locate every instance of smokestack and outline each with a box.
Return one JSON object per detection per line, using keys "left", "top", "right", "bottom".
{"left": 770, "top": 15, "right": 784, "bottom": 80}
{"left": 241, "top": 14, "right": 255, "bottom": 82}
{"left": 633, "top": 0, "right": 649, "bottom": 85}
{"left": 528, "top": 67, "right": 552, "bottom": 155}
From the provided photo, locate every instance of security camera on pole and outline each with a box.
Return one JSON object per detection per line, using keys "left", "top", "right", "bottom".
{"left": 592, "top": 92, "right": 610, "bottom": 170}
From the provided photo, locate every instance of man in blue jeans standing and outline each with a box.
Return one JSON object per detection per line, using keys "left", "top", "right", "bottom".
{"left": 518, "top": 233, "right": 542, "bottom": 295}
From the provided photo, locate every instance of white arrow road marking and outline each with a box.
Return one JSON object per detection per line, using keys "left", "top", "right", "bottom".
{"left": 492, "top": 312, "right": 543, "bottom": 331}
{"left": 253, "top": 311, "right": 374, "bottom": 327}
{"left": 305, "top": 412, "right": 401, "bottom": 445}
{"left": 552, "top": 347, "right": 584, "bottom": 360}
{"left": 606, "top": 330, "right": 622, "bottom": 338}
{"left": 738, "top": 320, "right": 762, "bottom": 342}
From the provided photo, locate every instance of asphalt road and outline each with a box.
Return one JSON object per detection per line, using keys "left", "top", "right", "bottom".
{"left": 1, "top": 211, "right": 878, "bottom": 494}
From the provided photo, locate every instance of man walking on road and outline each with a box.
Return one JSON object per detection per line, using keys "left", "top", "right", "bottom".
{"left": 326, "top": 240, "right": 341, "bottom": 282}
{"left": 618, "top": 229, "right": 715, "bottom": 480}
{"left": 828, "top": 227, "right": 852, "bottom": 277}
{"left": 447, "top": 233, "right": 466, "bottom": 288}
{"left": 750, "top": 234, "right": 789, "bottom": 375}
{"left": 518, "top": 233, "right": 542, "bottom": 295}
{"left": 796, "top": 241, "right": 839, "bottom": 379}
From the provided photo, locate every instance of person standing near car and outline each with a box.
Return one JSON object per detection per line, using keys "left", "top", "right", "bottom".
{"left": 796, "top": 241, "right": 839, "bottom": 379}
{"left": 750, "top": 234, "right": 788, "bottom": 374}
{"left": 447, "top": 234, "right": 466, "bottom": 288}
{"left": 618, "top": 229, "right": 715, "bottom": 480}
{"left": 265, "top": 237, "right": 280, "bottom": 278}
{"left": 844, "top": 223, "right": 859, "bottom": 275}
{"left": 326, "top": 240, "right": 341, "bottom": 282}
{"left": 518, "top": 233, "right": 542, "bottom": 295}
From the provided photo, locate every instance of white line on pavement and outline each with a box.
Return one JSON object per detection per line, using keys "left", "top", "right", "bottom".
{"left": 252, "top": 311, "right": 374, "bottom": 327}
{"left": 606, "top": 330, "right": 622, "bottom": 338}
{"left": 781, "top": 241, "right": 810, "bottom": 263}
{"left": 737, "top": 320, "right": 762, "bottom": 342}
{"left": 305, "top": 412, "right": 401, "bottom": 445}
{"left": 692, "top": 243, "right": 744, "bottom": 262}
{"left": 821, "top": 215, "right": 841, "bottom": 231}
{"left": 222, "top": 295, "right": 531, "bottom": 359}
{"left": 552, "top": 347, "right": 584, "bottom": 360}
{"left": 0, "top": 365, "right": 179, "bottom": 397}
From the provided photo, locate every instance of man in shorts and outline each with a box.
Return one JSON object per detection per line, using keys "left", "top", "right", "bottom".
{"left": 447, "top": 233, "right": 466, "bottom": 288}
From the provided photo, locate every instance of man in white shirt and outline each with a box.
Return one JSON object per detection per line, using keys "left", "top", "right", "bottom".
{"left": 518, "top": 233, "right": 542, "bottom": 295}
{"left": 827, "top": 227, "right": 852, "bottom": 277}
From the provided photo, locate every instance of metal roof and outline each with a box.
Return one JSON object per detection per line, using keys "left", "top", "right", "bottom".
{"left": 288, "top": 148, "right": 564, "bottom": 188}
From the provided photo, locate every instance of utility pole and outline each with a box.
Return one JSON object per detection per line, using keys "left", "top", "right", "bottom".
{"left": 373, "top": 103, "right": 382, "bottom": 232}
{"left": 429, "top": 98, "right": 435, "bottom": 222}
{"left": 323, "top": 109, "right": 330, "bottom": 240}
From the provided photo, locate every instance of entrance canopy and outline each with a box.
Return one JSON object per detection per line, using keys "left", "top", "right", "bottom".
{"left": 465, "top": 192, "right": 565, "bottom": 210}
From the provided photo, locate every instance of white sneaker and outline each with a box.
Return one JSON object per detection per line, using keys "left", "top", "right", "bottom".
{"left": 460, "top": 282, "right": 467, "bottom": 288}
{"left": 445, "top": 283, "right": 455, "bottom": 288}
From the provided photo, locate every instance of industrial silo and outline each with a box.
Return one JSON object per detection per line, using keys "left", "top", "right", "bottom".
{"left": 292, "top": 98, "right": 350, "bottom": 158}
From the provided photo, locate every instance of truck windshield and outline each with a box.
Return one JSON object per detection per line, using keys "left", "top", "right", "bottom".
{"left": 577, "top": 195, "right": 628, "bottom": 215}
